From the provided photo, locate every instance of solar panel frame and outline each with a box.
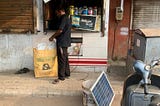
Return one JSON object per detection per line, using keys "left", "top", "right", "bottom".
{"left": 90, "top": 71, "right": 115, "bottom": 106}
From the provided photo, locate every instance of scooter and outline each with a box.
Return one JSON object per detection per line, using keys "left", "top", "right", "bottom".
{"left": 121, "top": 59, "right": 160, "bottom": 106}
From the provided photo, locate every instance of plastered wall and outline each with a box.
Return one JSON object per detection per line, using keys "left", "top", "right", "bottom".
{"left": 0, "top": 34, "right": 34, "bottom": 72}
{"left": 0, "top": 32, "right": 108, "bottom": 72}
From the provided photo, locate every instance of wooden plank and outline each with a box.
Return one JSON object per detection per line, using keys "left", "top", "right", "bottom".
{"left": 0, "top": 21, "right": 33, "bottom": 25}
{"left": 0, "top": 14, "right": 32, "bottom": 16}
{"left": 0, "top": 16, "right": 32, "bottom": 20}
{"left": 0, "top": 20, "right": 33, "bottom": 24}
{"left": 0, "top": 0, "right": 32, "bottom": 2}
{"left": 0, "top": 11, "right": 32, "bottom": 15}
{"left": 0, "top": 5, "right": 32, "bottom": 10}
{"left": 0, "top": 24, "right": 33, "bottom": 27}
{"left": 0, "top": 0, "right": 34, "bottom": 33}
{"left": 0, "top": 29, "right": 34, "bottom": 34}
{"left": 0, "top": 3, "right": 32, "bottom": 6}
{"left": 137, "top": 29, "right": 160, "bottom": 37}
{"left": 0, "top": 0, "right": 32, "bottom": 4}
{"left": 0, "top": 12, "right": 32, "bottom": 16}
{"left": 0, "top": 6, "right": 32, "bottom": 10}
{"left": 0, "top": 22, "right": 33, "bottom": 26}
{"left": 1, "top": 1, "right": 32, "bottom": 3}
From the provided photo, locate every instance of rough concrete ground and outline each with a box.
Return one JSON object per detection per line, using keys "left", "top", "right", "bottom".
{"left": 107, "top": 60, "right": 129, "bottom": 106}
{"left": 0, "top": 95, "right": 83, "bottom": 106}
{"left": 0, "top": 60, "right": 128, "bottom": 106}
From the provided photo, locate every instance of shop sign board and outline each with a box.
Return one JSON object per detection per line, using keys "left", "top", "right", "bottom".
{"left": 72, "top": 15, "right": 97, "bottom": 31}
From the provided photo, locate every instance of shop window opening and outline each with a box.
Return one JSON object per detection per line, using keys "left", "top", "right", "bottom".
{"left": 43, "top": 0, "right": 103, "bottom": 32}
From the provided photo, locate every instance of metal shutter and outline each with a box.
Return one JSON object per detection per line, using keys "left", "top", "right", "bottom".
{"left": 132, "top": 0, "right": 160, "bottom": 29}
{"left": 0, "top": 0, "right": 34, "bottom": 33}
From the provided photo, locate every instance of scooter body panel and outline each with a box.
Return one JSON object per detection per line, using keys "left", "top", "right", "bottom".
{"left": 123, "top": 84, "right": 160, "bottom": 106}
{"left": 121, "top": 74, "right": 160, "bottom": 106}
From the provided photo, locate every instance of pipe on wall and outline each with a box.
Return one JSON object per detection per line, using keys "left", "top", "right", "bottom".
{"left": 120, "top": 0, "right": 124, "bottom": 11}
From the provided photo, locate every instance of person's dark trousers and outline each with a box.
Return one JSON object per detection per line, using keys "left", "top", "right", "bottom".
{"left": 57, "top": 46, "right": 70, "bottom": 80}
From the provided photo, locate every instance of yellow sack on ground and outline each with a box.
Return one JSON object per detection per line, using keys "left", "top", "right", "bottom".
{"left": 33, "top": 48, "right": 58, "bottom": 78}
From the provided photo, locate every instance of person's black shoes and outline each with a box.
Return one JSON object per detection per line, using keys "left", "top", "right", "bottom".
{"left": 52, "top": 76, "right": 70, "bottom": 84}
{"left": 15, "top": 68, "right": 30, "bottom": 74}
{"left": 52, "top": 78, "right": 65, "bottom": 84}
{"left": 52, "top": 79, "right": 60, "bottom": 84}
{"left": 65, "top": 76, "right": 70, "bottom": 79}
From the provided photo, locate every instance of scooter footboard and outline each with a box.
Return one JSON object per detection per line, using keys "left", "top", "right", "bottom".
{"left": 122, "top": 84, "right": 160, "bottom": 106}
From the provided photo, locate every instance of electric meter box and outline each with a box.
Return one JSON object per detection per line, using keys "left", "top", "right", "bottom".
{"left": 133, "top": 29, "right": 160, "bottom": 64}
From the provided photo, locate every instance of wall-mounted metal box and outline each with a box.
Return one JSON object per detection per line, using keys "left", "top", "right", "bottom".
{"left": 133, "top": 29, "right": 160, "bottom": 64}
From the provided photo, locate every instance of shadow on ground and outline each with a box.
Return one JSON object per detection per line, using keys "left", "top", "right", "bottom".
{"left": 107, "top": 61, "right": 129, "bottom": 81}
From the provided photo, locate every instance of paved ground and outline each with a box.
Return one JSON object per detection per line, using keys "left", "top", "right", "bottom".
{"left": 0, "top": 95, "right": 83, "bottom": 106}
{"left": 0, "top": 61, "right": 128, "bottom": 106}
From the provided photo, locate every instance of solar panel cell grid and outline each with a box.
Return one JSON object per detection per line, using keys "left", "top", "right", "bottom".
{"left": 91, "top": 71, "right": 115, "bottom": 106}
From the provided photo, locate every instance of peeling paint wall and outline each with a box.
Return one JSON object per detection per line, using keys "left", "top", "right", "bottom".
{"left": 0, "top": 34, "right": 34, "bottom": 72}
{"left": 0, "top": 33, "right": 53, "bottom": 72}
{"left": 0, "top": 33, "right": 108, "bottom": 72}
{"left": 0, "top": 33, "right": 56, "bottom": 72}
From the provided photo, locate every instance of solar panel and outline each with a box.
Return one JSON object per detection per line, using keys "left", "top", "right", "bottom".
{"left": 90, "top": 71, "right": 115, "bottom": 106}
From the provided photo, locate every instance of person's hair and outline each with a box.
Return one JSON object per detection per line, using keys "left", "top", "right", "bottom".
{"left": 56, "top": 7, "right": 65, "bottom": 12}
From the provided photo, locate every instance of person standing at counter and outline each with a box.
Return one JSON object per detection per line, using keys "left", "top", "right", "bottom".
{"left": 49, "top": 7, "right": 71, "bottom": 84}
